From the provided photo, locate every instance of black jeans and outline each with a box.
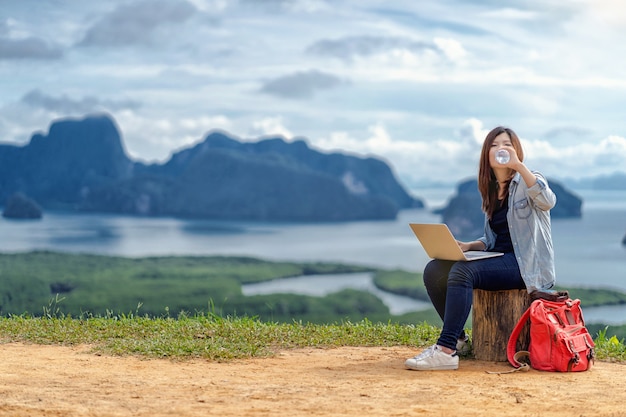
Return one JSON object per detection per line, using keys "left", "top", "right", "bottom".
{"left": 423, "top": 253, "right": 526, "bottom": 350}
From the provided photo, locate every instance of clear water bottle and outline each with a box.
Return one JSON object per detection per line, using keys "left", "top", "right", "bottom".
{"left": 495, "top": 149, "right": 510, "bottom": 164}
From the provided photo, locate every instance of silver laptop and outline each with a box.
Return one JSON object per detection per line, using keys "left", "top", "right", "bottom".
{"left": 409, "top": 223, "right": 504, "bottom": 261}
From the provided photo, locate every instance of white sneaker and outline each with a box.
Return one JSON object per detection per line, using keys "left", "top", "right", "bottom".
{"left": 404, "top": 345, "right": 459, "bottom": 371}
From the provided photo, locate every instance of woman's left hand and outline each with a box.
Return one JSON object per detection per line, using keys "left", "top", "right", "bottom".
{"left": 456, "top": 240, "right": 471, "bottom": 252}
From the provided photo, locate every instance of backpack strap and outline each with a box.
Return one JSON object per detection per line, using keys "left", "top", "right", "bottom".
{"left": 485, "top": 351, "right": 530, "bottom": 374}
{"left": 507, "top": 304, "right": 532, "bottom": 368}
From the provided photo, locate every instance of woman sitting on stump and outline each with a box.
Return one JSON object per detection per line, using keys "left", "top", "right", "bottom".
{"left": 405, "top": 126, "right": 557, "bottom": 371}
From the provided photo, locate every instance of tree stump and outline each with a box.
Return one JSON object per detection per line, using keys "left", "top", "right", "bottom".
{"left": 472, "top": 289, "right": 531, "bottom": 362}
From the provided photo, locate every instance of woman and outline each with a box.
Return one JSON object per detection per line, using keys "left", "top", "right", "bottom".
{"left": 405, "top": 126, "right": 557, "bottom": 371}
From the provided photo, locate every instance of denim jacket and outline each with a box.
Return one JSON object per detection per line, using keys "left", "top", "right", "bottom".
{"left": 477, "top": 171, "right": 557, "bottom": 292}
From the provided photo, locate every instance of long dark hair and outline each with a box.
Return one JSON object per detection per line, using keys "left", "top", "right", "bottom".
{"left": 478, "top": 126, "right": 524, "bottom": 218}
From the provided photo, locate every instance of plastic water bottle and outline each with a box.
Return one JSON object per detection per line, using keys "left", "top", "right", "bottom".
{"left": 495, "top": 149, "right": 510, "bottom": 164}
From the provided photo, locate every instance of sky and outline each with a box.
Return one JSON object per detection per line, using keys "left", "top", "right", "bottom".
{"left": 1, "top": 0, "right": 626, "bottom": 189}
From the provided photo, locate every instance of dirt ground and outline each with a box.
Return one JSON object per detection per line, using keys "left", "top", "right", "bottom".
{"left": 1, "top": 343, "right": 625, "bottom": 417}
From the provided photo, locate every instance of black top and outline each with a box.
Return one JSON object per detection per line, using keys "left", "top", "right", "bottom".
{"left": 489, "top": 196, "right": 514, "bottom": 253}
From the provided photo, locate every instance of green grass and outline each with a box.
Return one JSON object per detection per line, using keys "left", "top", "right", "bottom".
{"left": 0, "top": 314, "right": 441, "bottom": 360}
{"left": 593, "top": 327, "right": 626, "bottom": 362}
{"left": 1, "top": 314, "right": 624, "bottom": 363}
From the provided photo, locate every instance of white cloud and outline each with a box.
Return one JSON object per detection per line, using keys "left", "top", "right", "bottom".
{"left": 585, "top": 0, "right": 626, "bottom": 26}
{"left": 312, "top": 120, "right": 484, "bottom": 186}
{"left": 1, "top": 0, "right": 626, "bottom": 187}
{"left": 188, "top": 0, "right": 229, "bottom": 13}
{"left": 249, "top": 117, "right": 294, "bottom": 140}
{"left": 114, "top": 111, "right": 233, "bottom": 162}
{"left": 78, "top": 0, "right": 197, "bottom": 47}
{"left": 21, "top": 89, "right": 140, "bottom": 113}
{"left": 480, "top": 8, "right": 539, "bottom": 20}
{"left": 284, "top": 0, "right": 330, "bottom": 13}
{"left": 457, "top": 118, "right": 489, "bottom": 147}
{"left": 502, "top": 130, "right": 626, "bottom": 180}
{"left": 312, "top": 118, "right": 626, "bottom": 186}
{"left": 433, "top": 37, "right": 467, "bottom": 62}
{"left": 259, "top": 70, "right": 346, "bottom": 99}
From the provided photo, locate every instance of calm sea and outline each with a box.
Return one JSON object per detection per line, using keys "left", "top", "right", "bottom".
{"left": 1, "top": 188, "right": 625, "bottom": 323}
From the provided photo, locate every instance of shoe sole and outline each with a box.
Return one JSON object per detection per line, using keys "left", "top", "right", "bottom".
{"left": 404, "top": 363, "right": 458, "bottom": 371}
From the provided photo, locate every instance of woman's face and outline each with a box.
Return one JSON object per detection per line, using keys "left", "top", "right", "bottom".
{"left": 489, "top": 132, "right": 514, "bottom": 167}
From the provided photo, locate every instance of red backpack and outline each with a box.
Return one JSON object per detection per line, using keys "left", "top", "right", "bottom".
{"left": 507, "top": 297, "right": 595, "bottom": 372}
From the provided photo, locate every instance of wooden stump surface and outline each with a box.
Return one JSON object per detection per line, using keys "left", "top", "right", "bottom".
{"left": 472, "top": 289, "right": 531, "bottom": 362}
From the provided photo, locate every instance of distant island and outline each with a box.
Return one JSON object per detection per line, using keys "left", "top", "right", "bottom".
{"left": 2, "top": 192, "right": 43, "bottom": 219}
{"left": 0, "top": 114, "right": 422, "bottom": 222}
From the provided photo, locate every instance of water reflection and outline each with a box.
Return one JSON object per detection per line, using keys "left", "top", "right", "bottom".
{"left": 48, "top": 226, "right": 120, "bottom": 244}
{"left": 179, "top": 222, "right": 248, "bottom": 235}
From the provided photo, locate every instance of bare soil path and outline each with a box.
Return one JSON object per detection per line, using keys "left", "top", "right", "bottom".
{"left": 1, "top": 343, "right": 624, "bottom": 417}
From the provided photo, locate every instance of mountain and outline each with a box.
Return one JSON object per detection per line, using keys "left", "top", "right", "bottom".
{"left": 0, "top": 115, "right": 134, "bottom": 209}
{"left": 438, "top": 178, "right": 582, "bottom": 240}
{"left": 0, "top": 114, "right": 423, "bottom": 221}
